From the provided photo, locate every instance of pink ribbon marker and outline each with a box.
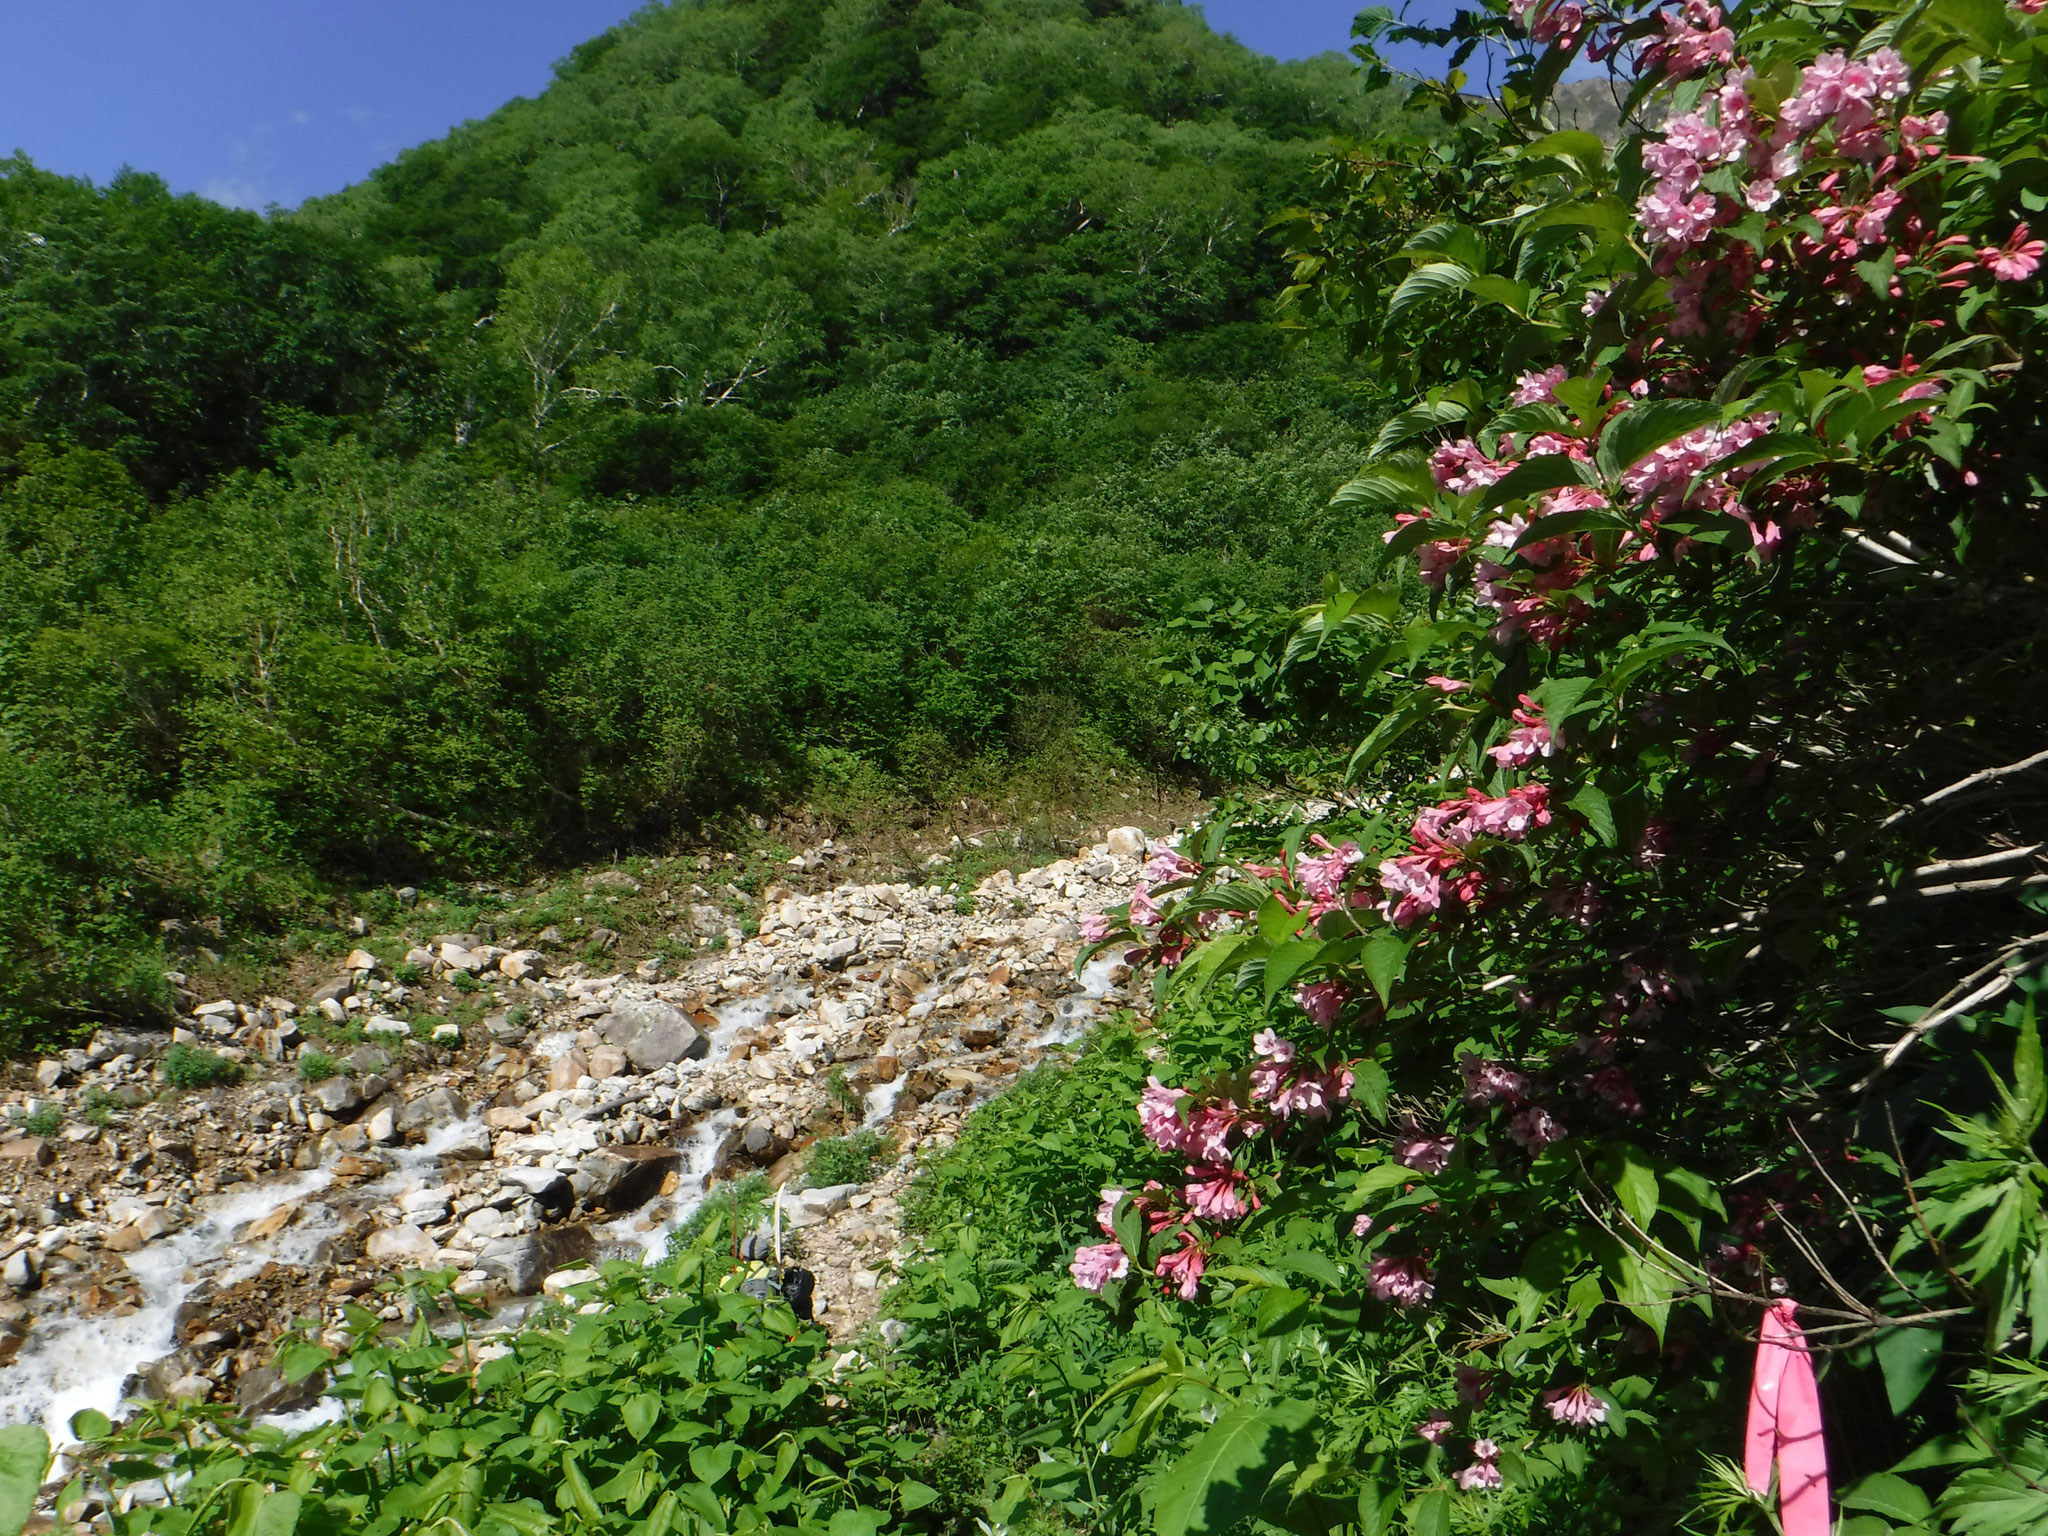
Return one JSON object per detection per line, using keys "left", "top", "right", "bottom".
{"left": 1745, "top": 1298, "right": 1830, "bottom": 1536}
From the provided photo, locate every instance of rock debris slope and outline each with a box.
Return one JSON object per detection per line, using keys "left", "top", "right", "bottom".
{"left": 0, "top": 830, "right": 1158, "bottom": 1440}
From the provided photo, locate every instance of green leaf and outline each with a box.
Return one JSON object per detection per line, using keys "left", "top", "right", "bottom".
{"left": 1386, "top": 262, "right": 1475, "bottom": 325}
{"left": 0, "top": 1425, "right": 47, "bottom": 1536}
{"left": 1875, "top": 1327, "right": 1945, "bottom": 1414}
{"left": 1253, "top": 1287, "right": 1314, "bottom": 1338}
{"left": 561, "top": 1450, "right": 602, "bottom": 1524}
{"left": 1405, "top": 1488, "right": 1453, "bottom": 1536}
{"left": 1522, "top": 130, "right": 1608, "bottom": 172}
{"left": 1361, "top": 933, "right": 1409, "bottom": 1007}
{"left": 826, "top": 1510, "right": 887, "bottom": 1536}
{"left": 1569, "top": 784, "right": 1616, "bottom": 847}
{"left": 1349, "top": 1059, "right": 1391, "bottom": 1121}
{"left": 1152, "top": 1400, "right": 1318, "bottom": 1536}
{"left": 1369, "top": 398, "right": 1472, "bottom": 458}
{"left": 1525, "top": 198, "right": 1633, "bottom": 240}
{"left": 2013, "top": 1006, "right": 2045, "bottom": 1135}
{"left": 227, "top": 1488, "right": 303, "bottom": 1536}
{"left": 1479, "top": 453, "right": 1599, "bottom": 512}
{"left": 1844, "top": 1472, "right": 1935, "bottom": 1522}
{"left": 1595, "top": 399, "right": 1723, "bottom": 483}
{"left": 1466, "top": 274, "right": 1533, "bottom": 316}
{"left": 1263, "top": 940, "right": 1324, "bottom": 1007}
{"left": 622, "top": 1392, "right": 660, "bottom": 1443}
{"left": 1923, "top": 0, "right": 2007, "bottom": 52}
{"left": 1331, "top": 462, "right": 1436, "bottom": 510}
{"left": 899, "top": 1480, "right": 940, "bottom": 1513}
{"left": 1398, "top": 222, "right": 1488, "bottom": 272}
{"left": 1610, "top": 1144, "right": 1658, "bottom": 1230}
{"left": 67, "top": 1409, "right": 112, "bottom": 1443}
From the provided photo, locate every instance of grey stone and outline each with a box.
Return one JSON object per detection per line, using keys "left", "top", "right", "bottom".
{"left": 576, "top": 1145, "right": 685, "bottom": 1213}
{"left": 2, "top": 1249, "right": 37, "bottom": 1292}
{"left": 237, "top": 1363, "right": 323, "bottom": 1416}
{"left": 365, "top": 1223, "right": 440, "bottom": 1267}
{"left": 348, "top": 1044, "right": 391, "bottom": 1075}
{"left": 476, "top": 1225, "right": 597, "bottom": 1294}
{"left": 312, "top": 1077, "right": 362, "bottom": 1118}
{"left": 598, "top": 1000, "right": 706, "bottom": 1072}
{"left": 438, "top": 1122, "right": 493, "bottom": 1161}
{"left": 397, "top": 1086, "right": 467, "bottom": 1134}
{"left": 309, "top": 976, "right": 354, "bottom": 1006}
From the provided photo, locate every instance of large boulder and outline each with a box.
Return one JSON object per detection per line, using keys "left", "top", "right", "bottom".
{"left": 576, "top": 1145, "right": 686, "bottom": 1212}
{"left": 397, "top": 1085, "right": 467, "bottom": 1134}
{"left": 598, "top": 1000, "right": 706, "bottom": 1072}
{"left": 477, "top": 1225, "right": 598, "bottom": 1294}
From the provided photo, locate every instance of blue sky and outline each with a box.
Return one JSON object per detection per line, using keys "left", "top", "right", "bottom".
{"left": 0, "top": 2, "right": 1451, "bottom": 212}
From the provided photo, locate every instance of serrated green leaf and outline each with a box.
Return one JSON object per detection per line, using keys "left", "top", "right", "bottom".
{"left": 1387, "top": 263, "right": 1475, "bottom": 325}
{"left": 1595, "top": 399, "right": 1723, "bottom": 483}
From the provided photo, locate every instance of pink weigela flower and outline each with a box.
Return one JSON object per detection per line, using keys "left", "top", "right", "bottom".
{"left": 1508, "top": 1105, "right": 1567, "bottom": 1151}
{"left": 1544, "top": 1383, "right": 1610, "bottom": 1428}
{"left": 1460, "top": 1053, "right": 1533, "bottom": 1106}
{"left": 1184, "top": 1164, "right": 1258, "bottom": 1222}
{"left": 1393, "top": 1118, "right": 1457, "bottom": 1174}
{"left": 1294, "top": 978, "right": 1347, "bottom": 1028}
{"left": 1369, "top": 1254, "right": 1437, "bottom": 1307}
{"left": 1070, "top": 1241, "right": 1129, "bottom": 1292}
{"left": 1156, "top": 1234, "right": 1209, "bottom": 1300}
{"left": 1296, "top": 835, "right": 1365, "bottom": 902}
{"left": 1078, "top": 912, "right": 1114, "bottom": 943}
{"left": 1457, "top": 1440, "right": 1505, "bottom": 1491}
{"left": 1510, "top": 364, "right": 1569, "bottom": 406}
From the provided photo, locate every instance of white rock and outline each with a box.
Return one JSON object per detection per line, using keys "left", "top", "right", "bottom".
{"left": 193, "top": 1000, "right": 239, "bottom": 1018}
{"left": 367, "top": 1107, "right": 398, "bottom": 1144}
{"left": 541, "top": 1266, "right": 601, "bottom": 1296}
{"left": 1104, "top": 826, "right": 1147, "bottom": 857}
{"left": 346, "top": 948, "right": 380, "bottom": 972}
{"left": 365, "top": 1223, "right": 441, "bottom": 1267}
{"left": 365, "top": 1015, "right": 411, "bottom": 1036}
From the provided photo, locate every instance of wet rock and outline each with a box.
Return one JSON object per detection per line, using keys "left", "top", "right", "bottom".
{"left": 365, "top": 1223, "right": 441, "bottom": 1267}
{"left": 598, "top": 999, "right": 706, "bottom": 1072}
{"left": 313, "top": 1077, "right": 363, "bottom": 1118}
{"left": 477, "top": 1225, "right": 597, "bottom": 1294}
{"left": 577, "top": 1145, "right": 686, "bottom": 1213}
{"left": 237, "top": 1362, "right": 324, "bottom": 1416}
{"left": 439, "top": 1123, "right": 494, "bottom": 1161}
{"left": 2, "top": 1249, "right": 38, "bottom": 1291}
{"left": 397, "top": 1086, "right": 467, "bottom": 1133}
{"left": 500, "top": 1166, "right": 573, "bottom": 1217}
{"left": 740, "top": 1119, "right": 788, "bottom": 1163}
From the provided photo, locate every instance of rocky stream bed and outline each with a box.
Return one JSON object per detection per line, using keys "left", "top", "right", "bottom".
{"left": 0, "top": 829, "right": 1160, "bottom": 1451}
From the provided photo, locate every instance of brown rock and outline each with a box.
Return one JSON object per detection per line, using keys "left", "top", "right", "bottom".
{"left": 577, "top": 1145, "right": 687, "bottom": 1212}
{"left": 485, "top": 1106, "right": 533, "bottom": 1132}
{"left": 872, "top": 1055, "right": 900, "bottom": 1084}
{"left": 0, "top": 1138, "right": 51, "bottom": 1167}
{"left": 586, "top": 1045, "right": 631, "bottom": 1081}
{"left": 547, "top": 1050, "right": 588, "bottom": 1092}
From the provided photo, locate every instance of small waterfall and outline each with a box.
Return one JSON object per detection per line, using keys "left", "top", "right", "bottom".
{"left": 0, "top": 1167, "right": 333, "bottom": 1449}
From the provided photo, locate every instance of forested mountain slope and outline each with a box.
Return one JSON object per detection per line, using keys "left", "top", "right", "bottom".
{"left": 0, "top": 0, "right": 1414, "bottom": 1042}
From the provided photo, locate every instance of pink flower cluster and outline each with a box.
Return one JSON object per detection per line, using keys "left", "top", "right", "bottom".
{"left": 1249, "top": 1029, "right": 1356, "bottom": 1119}
{"left": 1378, "top": 784, "right": 1554, "bottom": 928}
{"left": 1488, "top": 694, "right": 1555, "bottom": 767}
{"left": 1640, "top": 0, "right": 1734, "bottom": 79}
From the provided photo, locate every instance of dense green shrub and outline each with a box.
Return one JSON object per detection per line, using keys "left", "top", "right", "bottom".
{"left": 159, "top": 1044, "right": 242, "bottom": 1089}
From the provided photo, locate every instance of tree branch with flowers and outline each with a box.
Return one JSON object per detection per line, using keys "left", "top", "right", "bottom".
{"left": 1054, "top": 0, "right": 2048, "bottom": 1530}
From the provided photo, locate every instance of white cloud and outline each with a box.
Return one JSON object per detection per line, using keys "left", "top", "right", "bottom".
{"left": 200, "top": 177, "right": 269, "bottom": 210}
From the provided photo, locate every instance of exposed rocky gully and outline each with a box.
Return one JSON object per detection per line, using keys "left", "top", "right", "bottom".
{"left": 0, "top": 828, "right": 1163, "bottom": 1455}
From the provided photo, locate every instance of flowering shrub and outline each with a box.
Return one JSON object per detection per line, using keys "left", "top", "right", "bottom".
{"left": 1057, "top": 0, "right": 2048, "bottom": 1529}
